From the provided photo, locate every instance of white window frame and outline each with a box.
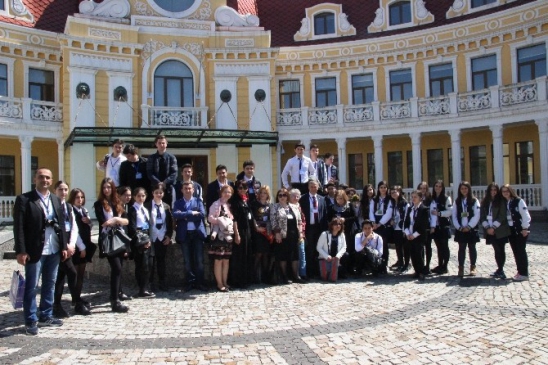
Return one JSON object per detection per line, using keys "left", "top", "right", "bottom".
{"left": 22, "top": 60, "right": 61, "bottom": 103}
{"left": 347, "top": 67, "right": 378, "bottom": 105}
{"left": 465, "top": 47, "right": 502, "bottom": 92}
{"left": 423, "top": 56, "right": 458, "bottom": 97}
{"left": 384, "top": 62, "right": 417, "bottom": 102}
{"left": 0, "top": 56, "right": 15, "bottom": 97}
{"left": 468, "top": 0, "right": 500, "bottom": 14}
{"left": 276, "top": 74, "right": 305, "bottom": 110}
{"left": 311, "top": 10, "right": 337, "bottom": 41}
{"left": 311, "top": 71, "right": 341, "bottom": 108}
{"left": 386, "top": 0, "right": 413, "bottom": 31}
{"left": 509, "top": 37, "right": 548, "bottom": 84}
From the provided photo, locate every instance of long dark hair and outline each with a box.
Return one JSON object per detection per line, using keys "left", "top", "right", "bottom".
{"left": 360, "top": 184, "right": 375, "bottom": 220}
{"left": 481, "top": 182, "right": 501, "bottom": 209}
{"left": 375, "top": 180, "right": 389, "bottom": 199}
{"left": 432, "top": 180, "right": 447, "bottom": 203}
{"left": 229, "top": 179, "right": 248, "bottom": 206}
{"left": 68, "top": 188, "right": 86, "bottom": 206}
{"left": 98, "top": 177, "right": 123, "bottom": 215}
{"left": 417, "top": 181, "right": 432, "bottom": 202}
{"left": 456, "top": 181, "right": 475, "bottom": 206}
{"left": 391, "top": 185, "right": 407, "bottom": 205}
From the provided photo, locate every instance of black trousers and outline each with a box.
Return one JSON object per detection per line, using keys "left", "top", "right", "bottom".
{"left": 54, "top": 257, "right": 78, "bottom": 305}
{"left": 305, "top": 224, "right": 323, "bottom": 278}
{"left": 424, "top": 231, "right": 432, "bottom": 269}
{"left": 433, "top": 227, "right": 451, "bottom": 269}
{"left": 409, "top": 237, "right": 425, "bottom": 275}
{"left": 107, "top": 254, "right": 124, "bottom": 301}
{"left": 393, "top": 230, "right": 409, "bottom": 267}
{"left": 291, "top": 183, "right": 309, "bottom": 196}
{"left": 374, "top": 225, "right": 392, "bottom": 272}
{"left": 152, "top": 239, "right": 168, "bottom": 283}
{"left": 134, "top": 247, "right": 153, "bottom": 292}
{"left": 509, "top": 233, "right": 529, "bottom": 276}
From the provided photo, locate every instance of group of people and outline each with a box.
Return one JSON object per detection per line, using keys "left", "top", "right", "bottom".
{"left": 13, "top": 138, "right": 532, "bottom": 336}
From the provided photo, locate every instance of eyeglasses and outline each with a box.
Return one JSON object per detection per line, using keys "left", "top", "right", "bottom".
{"left": 278, "top": 194, "right": 288, "bottom": 197}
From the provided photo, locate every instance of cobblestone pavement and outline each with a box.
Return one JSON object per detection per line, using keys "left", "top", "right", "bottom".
{"left": 0, "top": 240, "right": 547, "bottom": 364}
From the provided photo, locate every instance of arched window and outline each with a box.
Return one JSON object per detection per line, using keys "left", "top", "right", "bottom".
{"left": 154, "top": 60, "right": 194, "bottom": 107}
{"left": 389, "top": 1, "right": 411, "bottom": 26}
{"left": 314, "top": 12, "right": 335, "bottom": 35}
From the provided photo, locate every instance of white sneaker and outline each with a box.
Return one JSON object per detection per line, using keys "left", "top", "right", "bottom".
{"left": 513, "top": 274, "right": 529, "bottom": 281}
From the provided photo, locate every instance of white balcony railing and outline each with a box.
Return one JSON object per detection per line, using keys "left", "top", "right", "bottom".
{"left": 140, "top": 105, "right": 208, "bottom": 128}
{"left": 0, "top": 97, "right": 63, "bottom": 123}
{"left": 0, "top": 196, "right": 15, "bottom": 222}
{"left": 277, "top": 76, "right": 547, "bottom": 128}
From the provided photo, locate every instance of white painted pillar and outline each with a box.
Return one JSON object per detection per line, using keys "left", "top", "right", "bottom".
{"left": 301, "top": 138, "right": 311, "bottom": 152}
{"left": 411, "top": 132, "right": 422, "bottom": 188}
{"left": 490, "top": 124, "right": 504, "bottom": 185}
{"left": 373, "top": 135, "right": 383, "bottom": 185}
{"left": 19, "top": 136, "right": 34, "bottom": 193}
{"left": 57, "top": 137, "right": 64, "bottom": 181}
{"left": 535, "top": 118, "right": 548, "bottom": 209}
{"left": 336, "top": 137, "right": 346, "bottom": 185}
{"left": 449, "top": 129, "right": 462, "bottom": 197}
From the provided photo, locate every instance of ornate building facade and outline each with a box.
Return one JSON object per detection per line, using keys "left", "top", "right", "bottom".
{"left": 0, "top": 0, "right": 546, "bottom": 220}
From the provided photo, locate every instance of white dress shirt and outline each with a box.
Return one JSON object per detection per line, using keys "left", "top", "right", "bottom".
{"left": 281, "top": 155, "right": 316, "bottom": 188}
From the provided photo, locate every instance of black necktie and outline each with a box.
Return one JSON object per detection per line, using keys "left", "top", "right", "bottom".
{"left": 298, "top": 158, "right": 302, "bottom": 183}
{"left": 155, "top": 204, "right": 162, "bottom": 229}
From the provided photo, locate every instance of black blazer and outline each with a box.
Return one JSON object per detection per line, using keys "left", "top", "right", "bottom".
{"left": 236, "top": 171, "right": 262, "bottom": 203}
{"left": 144, "top": 200, "right": 174, "bottom": 240}
{"left": 299, "top": 193, "right": 328, "bottom": 231}
{"left": 403, "top": 204, "right": 430, "bottom": 243}
{"left": 14, "top": 190, "right": 68, "bottom": 264}
{"left": 119, "top": 157, "right": 150, "bottom": 194}
{"left": 146, "top": 152, "right": 178, "bottom": 188}
{"left": 205, "top": 180, "right": 234, "bottom": 212}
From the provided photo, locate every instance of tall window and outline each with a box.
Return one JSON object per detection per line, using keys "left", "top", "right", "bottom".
{"left": 390, "top": 69, "right": 412, "bottom": 101}
{"left": 448, "top": 147, "right": 465, "bottom": 185}
{"left": 515, "top": 141, "right": 534, "bottom": 184}
{"left": 0, "top": 155, "right": 15, "bottom": 196}
{"left": 427, "top": 149, "right": 443, "bottom": 185}
{"left": 471, "top": 0, "right": 496, "bottom": 8}
{"left": 279, "top": 80, "right": 301, "bottom": 109}
{"left": 315, "top": 77, "right": 337, "bottom": 107}
{"left": 469, "top": 146, "right": 487, "bottom": 186}
{"left": 0, "top": 1, "right": 4, "bottom": 11}
{"left": 503, "top": 143, "right": 510, "bottom": 184}
{"left": 348, "top": 153, "right": 364, "bottom": 190}
{"left": 517, "top": 44, "right": 546, "bottom": 82}
{"left": 406, "top": 150, "right": 413, "bottom": 188}
{"left": 154, "top": 60, "right": 194, "bottom": 107}
{"left": 367, "top": 153, "right": 375, "bottom": 186}
{"left": 387, "top": 151, "right": 403, "bottom": 186}
{"left": 352, "top": 74, "right": 374, "bottom": 105}
{"left": 471, "top": 55, "right": 497, "bottom": 90}
{"left": 314, "top": 12, "right": 335, "bottom": 35}
{"left": 389, "top": 1, "right": 411, "bottom": 26}
{"left": 29, "top": 68, "right": 54, "bottom": 102}
{"left": 0, "top": 63, "right": 7, "bottom": 96}
{"left": 30, "top": 156, "right": 38, "bottom": 190}
{"left": 429, "top": 63, "right": 454, "bottom": 97}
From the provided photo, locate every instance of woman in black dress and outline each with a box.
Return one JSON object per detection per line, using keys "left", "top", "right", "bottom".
{"left": 250, "top": 185, "right": 272, "bottom": 284}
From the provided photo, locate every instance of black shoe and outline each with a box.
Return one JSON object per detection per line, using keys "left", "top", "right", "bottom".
{"left": 38, "top": 317, "right": 63, "bottom": 326}
{"left": 118, "top": 292, "right": 132, "bottom": 301}
{"left": 431, "top": 266, "right": 441, "bottom": 274}
{"left": 73, "top": 299, "right": 91, "bottom": 308}
{"left": 74, "top": 302, "right": 91, "bottom": 316}
{"left": 390, "top": 262, "right": 402, "bottom": 270}
{"left": 111, "top": 301, "right": 129, "bottom": 313}
{"left": 293, "top": 277, "right": 305, "bottom": 284}
{"left": 25, "top": 322, "right": 38, "bottom": 336}
{"left": 137, "top": 291, "right": 156, "bottom": 298}
{"left": 53, "top": 305, "right": 70, "bottom": 318}
{"left": 418, "top": 273, "right": 426, "bottom": 281}
{"left": 183, "top": 284, "right": 194, "bottom": 293}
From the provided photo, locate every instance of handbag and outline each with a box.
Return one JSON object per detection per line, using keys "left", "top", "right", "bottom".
{"left": 100, "top": 226, "right": 131, "bottom": 257}
{"left": 9, "top": 269, "right": 25, "bottom": 309}
{"left": 134, "top": 230, "right": 151, "bottom": 248}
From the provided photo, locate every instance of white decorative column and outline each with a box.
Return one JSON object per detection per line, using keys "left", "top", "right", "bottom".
{"left": 490, "top": 124, "right": 504, "bottom": 185}
{"left": 410, "top": 132, "right": 422, "bottom": 188}
{"left": 301, "top": 138, "right": 311, "bottom": 151}
{"left": 449, "top": 129, "right": 462, "bottom": 197}
{"left": 536, "top": 118, "right": 548, "bottom": 209}
{"left": 373, "top": 135, "right": 383, "bottom": 185}
{"left": 57, "top": 137, "right": 64, "bottom": 181}
{"left": 19, "top": 136, "right": 34, "bottom": 193}
{"left": 336, "top": 137, "right": 346, "bottom": 185}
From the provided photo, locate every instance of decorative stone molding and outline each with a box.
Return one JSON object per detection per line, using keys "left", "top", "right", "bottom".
{"left": 368, "top": 0, "right": 434, "bottom": 33}
{"left": 214, "top": 6, "right": 260, "bottom": 27}
{"left": 189, "top": 0, "right": 212, "bottom": 20}
{"left": 132, "top": 16, "right": 214, "bottom": 31}
{"left": 447, "top": 0, "right": 517, "bottom": 18}
{"left": 134, "top": 0, "right": 211, "bottom": 20}
{"left": 215, "top": 63, "right": 270, "bottom": 77}
{"left": 8, "top": 0, "right": 34, "bottom": 22}
{"left": 79, "top": 0, "right": 130, "bottom": 19}
{"left": 294, "top": 3, "right": 356, "bottom": 42}
{"left": 226, "top": 39, "right": 255, "bottom": 48}
{"left": 70, "top": 52, "right": 132, "bottom": 72}
{"left": 89, "top": 28, "right": 122, "bottom": 40}
{"left": 140, "top": 40, "right": 203, "bottom": 66}
{"left": 141, "top": 39, "right": 167, "bottom": 64}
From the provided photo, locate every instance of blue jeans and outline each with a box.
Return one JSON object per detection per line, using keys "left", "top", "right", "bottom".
{"left": 179, "top": 231, "right": 205, "bottom": 286}
{"left": 24, "top": 253, "right": 60, "bottom": 324}
{"left": 298, "top": 239, "right": 306, "bottom": 277}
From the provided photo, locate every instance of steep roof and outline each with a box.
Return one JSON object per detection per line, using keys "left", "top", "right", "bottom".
{"left": 0, "top": 0, "right": 79, "bottom": 33}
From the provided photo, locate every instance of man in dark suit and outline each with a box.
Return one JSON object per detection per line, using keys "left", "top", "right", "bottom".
{"left": 403, "top": 190, "right": 431, "bottom": 281}
{"left": 14, "top": 168, "right": 69, "bottom": 335}
{"left": 120, "top": 144, "right": 150, "bottom": 196}
{"left": 309, "top": 144, "right": 326, "bottom": 192}
{"left": 324, "top": 153, "right": 339, "bottom": 190}
{"left": 173, "top": 181, "right": 208, "bottom": 292}
{"left": 299, "top": 179, "right": 328, "bottom": 279}
{"left": 236, "top": 160, "right": 261, "bottom": 203}
{"left": 174, "top": 163, "right": 203, "bottom": 202}
{"left": 146, "top": 135, "right": 178, "bottom": 205}
{"left": 205, "top": 164, "right": 234, "bottom": 212}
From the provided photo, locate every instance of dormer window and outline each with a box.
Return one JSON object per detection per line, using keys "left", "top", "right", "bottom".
{"left": 314, "top": 12, "right": 335, "bottom": 35}
{"left": 471, "top": 0, "right": 496, "bottom": 8}
{"left": 389, "top": 1, "right": 411, "bottom": 26}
